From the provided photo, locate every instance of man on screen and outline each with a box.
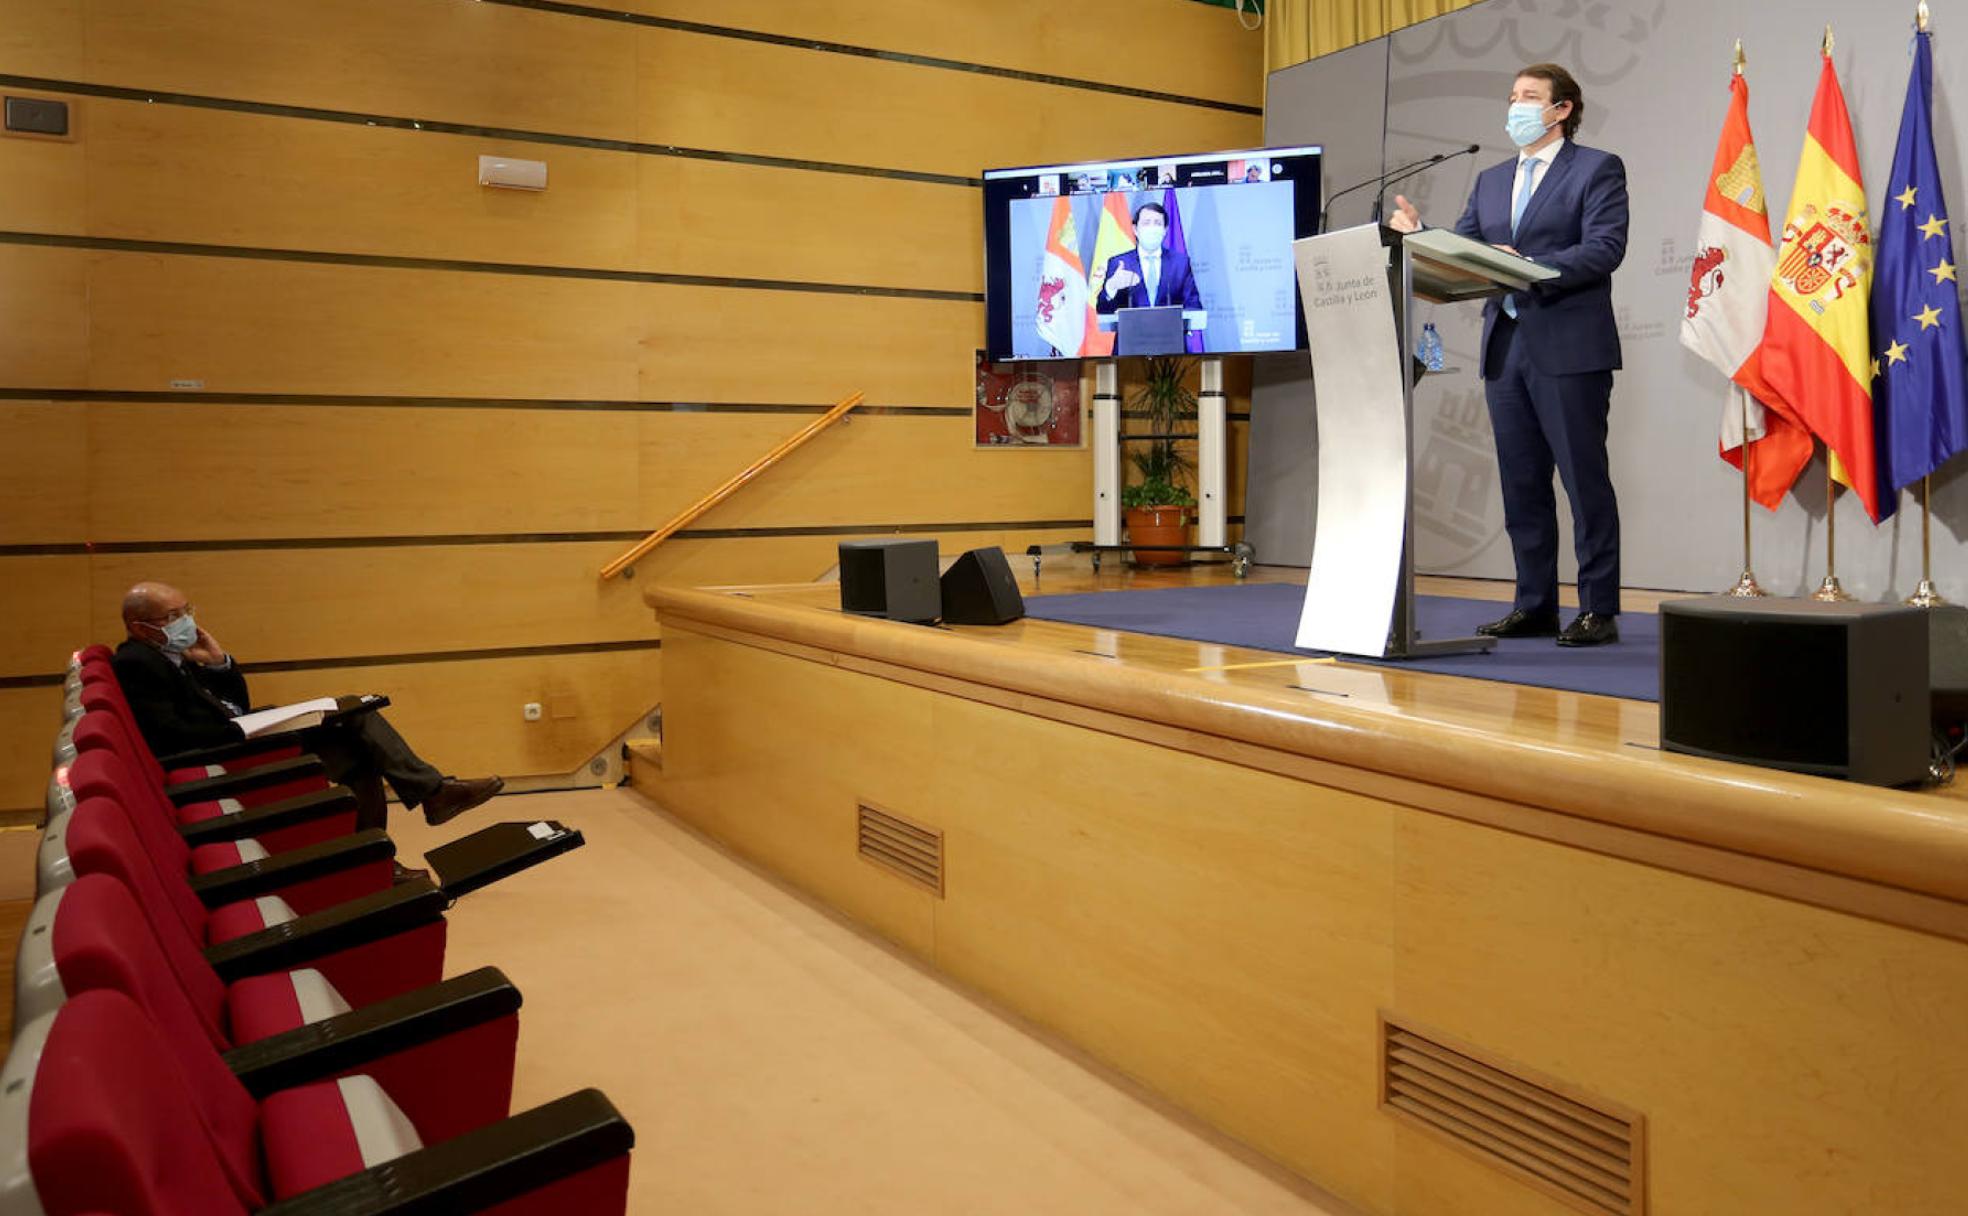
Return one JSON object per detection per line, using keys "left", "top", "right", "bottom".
{"left": 1387, "top": 63, "right": 1627, "bottom": 648}
{"left": 1095, "top": 202, "right": 1202, "bottom": 315}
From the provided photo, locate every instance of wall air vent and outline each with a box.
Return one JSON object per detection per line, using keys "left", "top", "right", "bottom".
{"left": 1381, "top": 1016, "right": 1645, "bottom": 1216}
{"left": 856, "top": 803, "right": 943, "bottom": 897}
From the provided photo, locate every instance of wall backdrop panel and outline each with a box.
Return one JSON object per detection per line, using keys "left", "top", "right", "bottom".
{"left": 0, "top": 0, "right": 1263, "bottom": 810}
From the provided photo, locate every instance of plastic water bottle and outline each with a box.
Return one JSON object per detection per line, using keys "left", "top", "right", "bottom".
{"left": 1421, "top": 322, "right": 1446, "bottom": 372}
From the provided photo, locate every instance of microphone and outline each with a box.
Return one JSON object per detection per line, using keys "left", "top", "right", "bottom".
{"left": 1319, "top": 143, "right": 1481, "bottom": 232}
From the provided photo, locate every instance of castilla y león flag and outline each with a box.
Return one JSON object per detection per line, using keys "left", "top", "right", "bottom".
{"left": 1762, "top": 47, "right": 1881, "bottom": 520}
{"left": 1035, "top": 195, "right": 1087, "bottom": 358}
{"left": 1680, "top": 68, "right": 1811, "bottom": 510}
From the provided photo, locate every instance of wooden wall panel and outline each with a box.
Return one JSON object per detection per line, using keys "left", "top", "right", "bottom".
{"left": 635, "top": 158, "right": 981, "bottom": 293}
{"left": 612, "top": 0, "right": 1264, "bottom": 108}
{"left": 639, "top": 413, "right": 1088, "bottom": 530}
{"left": 0, "top": 107, "right": 87, "bottom": 235}
{"left": 0, "top": 403, "right": 88, "bottom": 544}
{"left": 78, "top": 250, "right": 979, "bottom": 403}
{"left": 84, "top": 252, "right": 644, "bottom": 399}
{"left": 244, "top": 647, "right": 661, "bottom": 781}
{"left": 634, "top": 30, "right": 1261, "bottom": 179}
{"left": 0, "top": 0, "right": 83, "bottom": 80}
{"left": 66, "top": 96, "right": 981, "bottom": 292}
{"left": 84, "top": 404, "right": 643, "bottom": 541}
{"left": 82, "top": 99, "right": 640, "bottom": 270}
{"left": 79, "top": 0, "right": 640, "bottom": 140}
{"left": 0, "top": 557, "right": 91, "bottom": 679}
{"left": 0, "top": 686, "right": 62, "bottom": 814}
{"left": 0, "top": 246, "right": 89, "bottom": 389}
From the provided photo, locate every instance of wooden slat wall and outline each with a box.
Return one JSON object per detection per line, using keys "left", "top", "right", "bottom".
{"left": 0, "top": 0, "right": 1263, "bottom": 810}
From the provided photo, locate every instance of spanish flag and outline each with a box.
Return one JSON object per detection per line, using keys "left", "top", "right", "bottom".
{"left": 1082, "top": 193, "right": 1137, "bottom": 356}
{"left": 1680, "top": 66, "right": 1811, "bottom": 509}
{"left": 1761, "top": 43, "right": 1881, "bottom": 520}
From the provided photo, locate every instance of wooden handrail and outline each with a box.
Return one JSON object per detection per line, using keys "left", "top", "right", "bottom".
{"left": 599, "top": 390, "right": 864, "bottom": 579}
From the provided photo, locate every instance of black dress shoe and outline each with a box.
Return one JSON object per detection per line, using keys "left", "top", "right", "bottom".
{"left": 1556, "top": 611, "right": 1620, "bottom": 647}
{"left": 421, "top": 775, "right": 505, "bottom": 826}
{"left": 1475, "top": 608, "right": 1561, "bottom": 638}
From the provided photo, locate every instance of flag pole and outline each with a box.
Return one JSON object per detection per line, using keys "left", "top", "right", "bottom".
{"left": 1727, "top": 388, "right": 1768, "bottom": 596}
{"left": 1812, "top": 462, "right": 1855, "bottom": 600}
{"left": 1907, "top": 475, "right": 1948, "bottom": 605}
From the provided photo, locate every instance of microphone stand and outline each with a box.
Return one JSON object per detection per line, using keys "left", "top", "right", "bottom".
{"left": 1320, "top": 144, "right": 1481, "bottom": 233}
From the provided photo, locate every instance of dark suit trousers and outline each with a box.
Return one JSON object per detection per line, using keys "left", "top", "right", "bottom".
{"left": 299, "top": 713, "right": 444, "bottom": 831}
{"left": 1483, "top": 320, "right": 1621, "bottom": 617}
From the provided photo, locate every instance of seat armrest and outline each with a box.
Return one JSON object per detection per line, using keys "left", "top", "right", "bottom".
{"left": 205, "top": 878, "right": 447, "bottom": 983}
{"left": 256, "top": 1090, "right": 634, "bottom": 1216}
{"left": 187, "top": 829, "right": 394, "bottom": 907}
{"left": 157, "top": 736, "right": 302, "bottom": 770}
{"left": 178, "top": 785, "right": 358, "bottom": 846}
{"left": 166, "top": 754, "right": 326, "bottom": 804}
{"left": 223, "top": 967, "right": 520, "bottom": 1097}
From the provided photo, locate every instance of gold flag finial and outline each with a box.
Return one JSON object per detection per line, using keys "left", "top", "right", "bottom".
{"left": 1919, "top": 1, "right": 1931, "bottom": 33}
{"left": 1733, "top": 38, "right": 1746, "bottom": 74}
{"left": 1823, "top": 24, "right": 1834, "bottom": 55}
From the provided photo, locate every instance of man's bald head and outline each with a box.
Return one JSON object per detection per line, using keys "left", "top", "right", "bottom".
{"left": 122, "top": 582, "right": 188, "bottom": 638}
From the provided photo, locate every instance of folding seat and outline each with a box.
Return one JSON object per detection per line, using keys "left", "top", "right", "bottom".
{"left": 16, "top": 875, "right": 519, "bottom": 1145}
{"left": 2, "top": 990, "right": 633, "bottom": 1216}
{"left": 76, "top": 671, "right": 309, "bottom": 788}
{"left": 45, "top": 795, "right": 440, "bottom": 1010}
{"left": 41, "top": 760, "right": 389, "bottom": 923}
{"left": 61, "top": 732, "right": 356, "bottom": 867}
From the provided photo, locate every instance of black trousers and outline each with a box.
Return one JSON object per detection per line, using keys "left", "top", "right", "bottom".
{"left": 299, "top": 712, "right": 444, "bottom": 831}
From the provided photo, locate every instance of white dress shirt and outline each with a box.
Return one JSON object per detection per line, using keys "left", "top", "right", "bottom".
{"left": 1512, "top": 137, "right": 1566, "bottom": 220}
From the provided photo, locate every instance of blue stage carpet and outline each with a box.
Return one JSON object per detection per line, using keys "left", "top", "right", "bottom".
{"left": 1024, "top": 583, "right": 1660, "bottom": 702}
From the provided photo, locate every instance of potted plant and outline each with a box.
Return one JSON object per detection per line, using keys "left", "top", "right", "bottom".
{"left": 1120, "top": 355, "right": 1197, "bottom": 567}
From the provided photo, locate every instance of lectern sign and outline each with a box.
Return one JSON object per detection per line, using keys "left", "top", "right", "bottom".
{"left": 1292, "top": 225, "right": 1409, "bottom": 655}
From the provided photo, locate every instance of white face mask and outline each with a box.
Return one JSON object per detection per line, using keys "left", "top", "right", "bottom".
{"left": 159, "top": 614, "right": 199, "bottom": 655}
{"left": 1137, "top": 225, "right": 1166, "bottom": 253}
{"left": 1506, "top": 100, "right": 1556, "bottom": 148}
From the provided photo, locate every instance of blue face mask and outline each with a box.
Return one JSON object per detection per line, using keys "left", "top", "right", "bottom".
{"left": 1506, "top": 101, "right": 1555, "bottom": 149}
{"left": 159, "top": 614, "right": 199, "bottom": 655}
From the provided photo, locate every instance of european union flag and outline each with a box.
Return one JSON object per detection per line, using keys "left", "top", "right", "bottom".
{"left": 1871, "top": 27, "right": 1968, "bottom": 520}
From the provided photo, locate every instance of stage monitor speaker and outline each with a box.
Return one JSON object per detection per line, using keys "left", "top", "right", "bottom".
{"left": 1659, "top": 596, "right": 1928, "bottom": 787}
{"left": 940, "top": 546, "right": 1025, "bottom": 625}
{"left": 839, "top": 539, "right": 940, "bottom": 624}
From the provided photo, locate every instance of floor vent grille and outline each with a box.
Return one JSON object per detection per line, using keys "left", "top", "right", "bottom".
{"left": 1381, "top": 1017, "right": 1644, "bottom": 1216}
{"left": 856, "top": 803, "right": 943, "bottom": 897}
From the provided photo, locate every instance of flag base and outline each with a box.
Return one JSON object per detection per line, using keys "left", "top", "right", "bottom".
{"left": 1811, "top": 575, "right": 1857, "bottom": 603}
{"left": 1905, "top": 578, "right": 1949, "bottom": 608}
{"left": 1724, "top": 569, "right": 1769, "bottom": 598}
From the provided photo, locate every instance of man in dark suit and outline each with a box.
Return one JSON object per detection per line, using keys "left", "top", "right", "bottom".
{"left": 114, "top": 581, "right": 502, "bottom": 829}
{"left": 1096, "top": 202, "right": 1203, "bottom": 315}
{"left": 1389, "top": 63, "right": 1628, "bottom": 647}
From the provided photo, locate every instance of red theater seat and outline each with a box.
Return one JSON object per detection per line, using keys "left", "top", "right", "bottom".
{"left": 5, "top": 990, "right": 633, "bottom": 1216}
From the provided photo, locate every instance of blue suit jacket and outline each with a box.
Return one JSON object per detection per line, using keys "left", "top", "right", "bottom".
{"left": 1095, "top": 248, "right": 1203, "bottom": 313}
{"left": 1453, "top": 141, "right": 1628, "bottom": 377}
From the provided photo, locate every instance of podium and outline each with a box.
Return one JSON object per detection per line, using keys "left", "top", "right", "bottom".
{"left": 1289, "top": 223, "right": 1556, "bottom": 658}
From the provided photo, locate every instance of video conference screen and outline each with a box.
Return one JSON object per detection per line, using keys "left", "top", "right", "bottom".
{"left": 982, "top": 146, "right": 1321, "bottom": 361}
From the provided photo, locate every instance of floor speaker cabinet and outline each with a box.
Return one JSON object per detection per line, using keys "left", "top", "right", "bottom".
{"left": 839, "top": 539, "right": 940, "bottom": 624}
{"left": 1659, "top": 596, "right": 1929, "bottom": 787}
{"left": 940, "top": 547, "right": 1026, "bottom": 626}
{"left": 1926, "top": 604, "right": 1968, "bottom": 721}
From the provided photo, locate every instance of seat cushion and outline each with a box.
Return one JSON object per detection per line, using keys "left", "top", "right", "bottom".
{"left": 261, "top": 1075, "right": 423, "bottom": 1199}
{"left": 204, "top": 894, "right": 298, "bottom": 945}
{"left": 226, "top": 968, "right": 354, "bottom": 1045}
{"left": 188, "top": 836, "right": 269, "bottom": 875}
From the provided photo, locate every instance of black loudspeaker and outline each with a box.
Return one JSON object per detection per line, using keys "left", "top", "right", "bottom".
{"left": 1926, "top": 604, "right": 1968, "bottom": 721}
{"left": 838, "top": 539, "right": 940, "bottom": 624}
{"left": 1659, "top": 596, "right": 1928, "bottom": 787}
{"left": 940, "top": 546, "right": 1025, "bottom": 625}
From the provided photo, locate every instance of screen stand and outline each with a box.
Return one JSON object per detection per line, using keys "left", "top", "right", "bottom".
{"left": 1093, "top": 360, "right": 1122, "bottom": 547}
{"left": 1197, "top": 357, "right": 1227, "bottom": 549}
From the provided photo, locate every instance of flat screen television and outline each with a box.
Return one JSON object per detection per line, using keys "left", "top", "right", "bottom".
{"left": 982, "top": 145, "right": 1321, "bottom": 361}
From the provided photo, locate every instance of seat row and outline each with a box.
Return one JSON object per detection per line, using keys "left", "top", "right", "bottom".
{"left": 2, "top": 644, "right": 636, "bottom": 1215}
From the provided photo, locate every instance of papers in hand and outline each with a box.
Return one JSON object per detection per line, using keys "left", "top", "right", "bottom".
{"left": 232, "top": 696, "right": 341, "bottom": 739}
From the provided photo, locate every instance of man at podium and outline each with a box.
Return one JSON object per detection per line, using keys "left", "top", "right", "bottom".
{"left": 1389, "top": 62, "right": 1629, "bottom": 648}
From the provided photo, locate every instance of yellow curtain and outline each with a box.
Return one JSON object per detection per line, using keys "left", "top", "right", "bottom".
{"left": 1264, "top": 0, "right": 1483, "bottom": 74}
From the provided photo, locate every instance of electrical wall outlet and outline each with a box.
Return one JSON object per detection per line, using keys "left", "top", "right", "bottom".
{"left": 522, "top": 702, "right": 543, "bottom": 722}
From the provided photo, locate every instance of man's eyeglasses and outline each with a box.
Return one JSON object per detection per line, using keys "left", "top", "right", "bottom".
{"left": 140, "top": 604, "right": 195, "bottom": 626}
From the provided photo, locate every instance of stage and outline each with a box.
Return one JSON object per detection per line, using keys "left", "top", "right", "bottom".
{"left": 641, "top": 561, "right": 1968, "bottom": 1216}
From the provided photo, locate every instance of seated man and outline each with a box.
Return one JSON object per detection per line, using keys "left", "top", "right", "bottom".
{"left": 112, "top": 581, "right": 502, "bottom": 829}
